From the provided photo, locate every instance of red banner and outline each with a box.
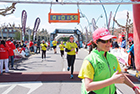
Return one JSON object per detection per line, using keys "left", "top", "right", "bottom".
{"left": 128, "top": 33, "right": 133, "bottom": 42}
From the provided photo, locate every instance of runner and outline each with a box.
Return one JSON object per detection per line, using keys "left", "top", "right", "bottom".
{"left": 52, "top": 39, "right": 57, "bottom": 54}
{"left": 65, "top": 35, "right": 78, "bottom": 79}
{"left": 40, "top": 40, "right": 47, "bottom": 61}
{"left": 59, "top": 41, "right": 65, "bottom": 58}
{"left": 78, "top": 28, "right": 140, "bottom": 94}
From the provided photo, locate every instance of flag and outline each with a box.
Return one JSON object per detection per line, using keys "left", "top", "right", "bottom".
{"left": 92, "top": 18, "right": 97, "bottom": 31}
{"left": 21, "top": 10, "right": 27, "bottom": 41}
{"left": 108, "top": 11, "right": 112, "bottom": 30}
{"left": 33, "top": 17, "right": 41, "bottom": 41}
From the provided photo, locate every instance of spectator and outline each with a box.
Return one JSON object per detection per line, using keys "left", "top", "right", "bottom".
{"left": 15, "top": 41, "right": 19, "bottom": 48}
{"left": 76, "top": 41, "right": 80, "bottom": 49}
{"left": 121, "top": 37, "right": 126, "bottom": 49}
{"left": 34, "top": 40, "right": 37, "bottom": 53}
{"left": 29, "top": 40, "right": 34, "bottom": 52}
{"left": 112, "top": 39, "right": 119, "bottom": 49}
{"left": 127, "top": 41, "right": 135, "bottom": 70}
{"left": 88, "top": 40, "right": 95, "bottom": 54}
{"left": 0, "top": 40, "right": 9, "bottom": 74}
{"left": 6, "top": 38, "right": 16, "bottom": 69}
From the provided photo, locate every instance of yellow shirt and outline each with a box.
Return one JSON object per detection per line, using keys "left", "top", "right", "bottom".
{"left": 52, "top": 41, "right": 57, "bottom": 46}
{"left": 65, "top": 42, "right": 78, "bottom": 55}
{"left": 59, "top": 44, "right": 65, "bottom": 51}
{"left": 40, "top": 43, "right": 47, "bottom": 51}
{"left": 78, "top": 60, "right": 122, "bottom": 80}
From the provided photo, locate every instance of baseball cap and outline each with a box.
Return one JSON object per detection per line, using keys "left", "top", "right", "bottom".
{"left": 93, "top": 28, "right": 116, "bottom": 43}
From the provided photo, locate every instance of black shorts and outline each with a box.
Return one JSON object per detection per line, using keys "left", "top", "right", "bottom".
{"left": 53, "top": 46, "right": 56, "bottom": 49}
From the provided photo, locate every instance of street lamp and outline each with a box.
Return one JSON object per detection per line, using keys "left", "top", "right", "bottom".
{"left": 77, "top": 23, "right": 84, "bottom": 33}
{"left": 96, "top": 14, "right": 103, "bottom": 24}
{"left": 80, "top": 12, "right": 91, "bottom": 33}
{"left": 94, "top": 0, "right": 108, "bottom": 28}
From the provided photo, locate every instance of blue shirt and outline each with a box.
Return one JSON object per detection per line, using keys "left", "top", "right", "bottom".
{"left": 121, "top": 40, "right": 126, "bottom": 48}
{"left": 127, "top": 44, "right": 134, "bottom": 55}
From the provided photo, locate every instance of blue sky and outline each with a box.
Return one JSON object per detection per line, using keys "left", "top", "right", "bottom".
{"left": 0, "top": 2, "right": 133, "bottom": 33}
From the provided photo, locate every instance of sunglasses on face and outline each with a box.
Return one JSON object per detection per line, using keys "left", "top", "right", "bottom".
{"left": 97, "top": 39, "right": 112, "bottom": 43}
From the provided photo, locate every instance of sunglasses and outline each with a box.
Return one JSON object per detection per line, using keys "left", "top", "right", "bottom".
{"left": 97, "top": 39, "right": 112, "bottom": 43}
{"left": 70, "top": 37, "right": 74, "bottom": 39}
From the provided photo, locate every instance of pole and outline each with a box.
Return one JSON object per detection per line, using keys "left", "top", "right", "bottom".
{"left": 84, "top": 15, "right": 91, "bottom": 33}
{"left": 77, "top": 23, "right": 84, "bottom": 33}
{"left": 132, "top": 4, "right": 140, "bottom": 71}
{"left": 28, "top": 29, "right": 31, "bottom": 52}
{"left": 96, "top": 14, "right": 103, "bottom": 24}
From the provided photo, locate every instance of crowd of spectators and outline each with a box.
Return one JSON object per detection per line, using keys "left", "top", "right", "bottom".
{"left": 0, "top": 38, "right": 45, "bottom": 75}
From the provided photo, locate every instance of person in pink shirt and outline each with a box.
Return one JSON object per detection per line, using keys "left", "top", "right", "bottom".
{"left": 0, "top": 40, "right": 10, "bottom": 74}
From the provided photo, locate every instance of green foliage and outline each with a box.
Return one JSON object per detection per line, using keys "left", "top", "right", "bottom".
{"left": 61, "top": 37, "right": 69, "bottom": 41}
{"left": 58, "top": 37, "right": 69, "bottom": 44}
{"left": 14, "top": 31, "right": 20, "bottom": 40}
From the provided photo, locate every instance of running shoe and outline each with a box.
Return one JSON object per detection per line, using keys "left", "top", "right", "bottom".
{"left": 70, "top": 75, "right": 73, "bottom": 79}
{"left": 67, "top": 67, "right": 70, "bottom": 71}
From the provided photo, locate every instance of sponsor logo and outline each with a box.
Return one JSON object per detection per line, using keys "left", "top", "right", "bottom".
{"left": 100, "top": 30, "right": 110, "bottom": 36}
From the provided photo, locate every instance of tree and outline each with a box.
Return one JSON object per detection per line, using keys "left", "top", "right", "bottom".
{"left": 113, "top": 11, "right": 133, "bottom": 41}
{"left": 0, "top": 3, "right": 16, "bottom": 16}
{"left": 14, "top": 31, "right": 20, "bottom": 40}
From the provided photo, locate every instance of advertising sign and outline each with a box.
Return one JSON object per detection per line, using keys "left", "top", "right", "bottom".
{"left": 48, "top": 13, "right": 80, "bottom": 23}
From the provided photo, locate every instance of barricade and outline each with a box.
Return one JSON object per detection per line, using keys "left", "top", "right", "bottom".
{"left": 110, "top": 48, "right": 129, "bottom": 72}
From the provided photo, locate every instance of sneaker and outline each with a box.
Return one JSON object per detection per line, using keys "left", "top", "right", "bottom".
{"left": 5, "top": 71, "right": 10, "bottom": 73}
{"left": 11, "top": 67, "right": 15, "bottom": 70}
{"left": 67, "top": 67, "right": 70, "bottom": 71}
{"left": 70, "top": 75, "right": 73, "bottom": 79}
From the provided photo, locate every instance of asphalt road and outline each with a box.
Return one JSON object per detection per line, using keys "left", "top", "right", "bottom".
{"left": 0, "top": 47, "right": 139, "bottom": 94}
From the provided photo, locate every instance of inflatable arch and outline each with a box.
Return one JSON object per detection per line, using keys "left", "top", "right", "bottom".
{"left": 50, "top": 29, "right": 83, "bottom": 48}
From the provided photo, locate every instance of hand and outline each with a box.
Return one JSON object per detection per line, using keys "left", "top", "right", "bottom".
{"left": 111, "top": 71, "right": 125, "bottom": 83}
{"left": 76, "top": 52, "right": 78, "bottom": 54}
{"left": 71, "top": 48, "right": 74, "bottom": 51}
{"left": 135, "top": 88, "right": 140, "bottom": 94}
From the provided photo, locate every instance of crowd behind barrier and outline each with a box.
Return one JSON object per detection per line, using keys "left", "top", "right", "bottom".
{"left": 110, "top": 48, "right": 129, "bottom": 66}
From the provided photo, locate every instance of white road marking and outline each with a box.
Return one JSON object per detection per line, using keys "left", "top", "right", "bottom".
{"left": 0, "top": 81, "right": 43, "bottom": 94}
{"left": 2, "top": 84, "right": 16, "bottom": 94}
